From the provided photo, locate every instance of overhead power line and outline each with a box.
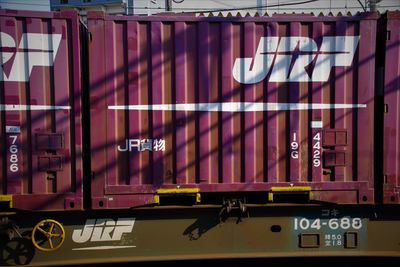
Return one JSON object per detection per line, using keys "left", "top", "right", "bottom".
{"left": 128, "top": 0, "right": 399, "bottom": 12}
{"left": 137, "top": 0, "right": 321, "bottom": 13}
{"left": 1, "top": 0, "right": 399, "bottom": 13}
{"left": 357, "top": 0, "right": 367, "bottom": 12}
{"left": 131, "top": 5, "right": 400, "bottom": 11}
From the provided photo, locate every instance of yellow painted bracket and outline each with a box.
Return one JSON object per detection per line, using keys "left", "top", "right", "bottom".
{"left": 0, "top": 195, "right": 13, "bottom": 208}
{"left": 268, "top": 186, "right": 313, "bottom": 202}
{"left": 154, "top": 188, "right": 201, "bottom": 204}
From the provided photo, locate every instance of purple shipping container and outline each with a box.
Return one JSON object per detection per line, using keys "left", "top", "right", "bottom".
{"left": 88, "top": 12, "right": 378, "bottom": 209}
{"left": 0, "top": 10, "right": 83, "bottom": 210}
{"left": 383, "top": 11, "right": 400, "bottom": 204}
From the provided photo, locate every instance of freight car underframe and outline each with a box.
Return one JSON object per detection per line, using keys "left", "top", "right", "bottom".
{"left": 0, "top": 205, "right": 399, "bottom": 266}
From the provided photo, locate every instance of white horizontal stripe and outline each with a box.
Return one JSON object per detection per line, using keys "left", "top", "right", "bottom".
{"left": 72, "top": 245, "right": 136, "bottom": 251}
{"left": 0, "top": 104, "right": 71, "bottom": 111}
{"left": 108, "top": 102, "right": 366, "bottom": 112}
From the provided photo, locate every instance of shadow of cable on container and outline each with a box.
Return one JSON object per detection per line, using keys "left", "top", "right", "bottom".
{"left": 0, "top": 13, "right": 399, "bottom": 267}
{"left": 85, "top": 20, "right": 394, "bottom": 192}
{"left": 1, "top": 15, "right": 400, "bottom": 211}
{"left": 3, "top": 39, "right": 378, "bottom": 209}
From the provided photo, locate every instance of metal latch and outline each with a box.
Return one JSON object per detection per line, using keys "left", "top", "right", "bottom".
{"left": 222, "top": 198, "right": 247, "bottom": 213}
{"left": 154, "top": 188, "right": 201, "bottom": 205}
{"left": 384, "top": 104, "right": 389, "bottom": 113}
{"left": 219, "top": 197, "right": 248, "bottom": 223}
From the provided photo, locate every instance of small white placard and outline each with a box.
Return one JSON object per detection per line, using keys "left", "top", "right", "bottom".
{"left": 6, "top": 126, "right": 21, "bottom": 133}
{"left": 310, "top": 121, "right": 323, "bottom": 128}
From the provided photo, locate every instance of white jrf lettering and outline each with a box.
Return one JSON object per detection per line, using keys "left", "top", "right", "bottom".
{"left": 72, "top": 218, "right": 136, "bottom": 243}
{"left": 232, "top": 36, "right": 360, "bottom": 84}
{"left": 269, "top": 37, "right": 317, "bottom": 82}
{"left": 72, "top": 219, "right": 96, "bottom": 243}
{"left": 232, "top": 36, "right": 279, "bottom": 84}
{"left": 0, "top": 32, "right": 62, "bottom": 82}
{"left": 312, "top": 36, "right": 360, "bottom": 81}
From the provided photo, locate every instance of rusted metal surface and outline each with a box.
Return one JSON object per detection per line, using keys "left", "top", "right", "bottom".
{"left": 0, "top": 9, "right": 83, "bottom": 210}
{"left": 1, "top": 206, "right": 400, "bottom": 266}
{"left": 383, "top": 11, "right": 400, "bottom": 204}
{"left": 87, "top": 12, "right": 378, "bottom": 208}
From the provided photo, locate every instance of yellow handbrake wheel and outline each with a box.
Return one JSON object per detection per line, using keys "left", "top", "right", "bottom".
{"left": 31, "top": 219, "right": 65, "bottom": 252}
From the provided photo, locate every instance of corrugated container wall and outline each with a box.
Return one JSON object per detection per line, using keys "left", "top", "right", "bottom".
{"left": 88, "top": 12, "right": 378, "bottom": 209}
{"left": 0, "top": 10, "right": 83, "bottom": 210}
{"left": 383, "top": 11, "right": 400, "bottom": 204}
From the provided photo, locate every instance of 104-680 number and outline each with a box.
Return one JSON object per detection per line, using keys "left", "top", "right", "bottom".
{"left": 294, "top": 217, "right": 362, "bottom": 230}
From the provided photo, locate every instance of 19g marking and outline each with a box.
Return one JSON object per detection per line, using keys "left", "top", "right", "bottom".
{"left": 9, "top": 135, "right": 19, "bottom": 172}
{"left": 294, "top": 217, "right": 362, "bottom": 230}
